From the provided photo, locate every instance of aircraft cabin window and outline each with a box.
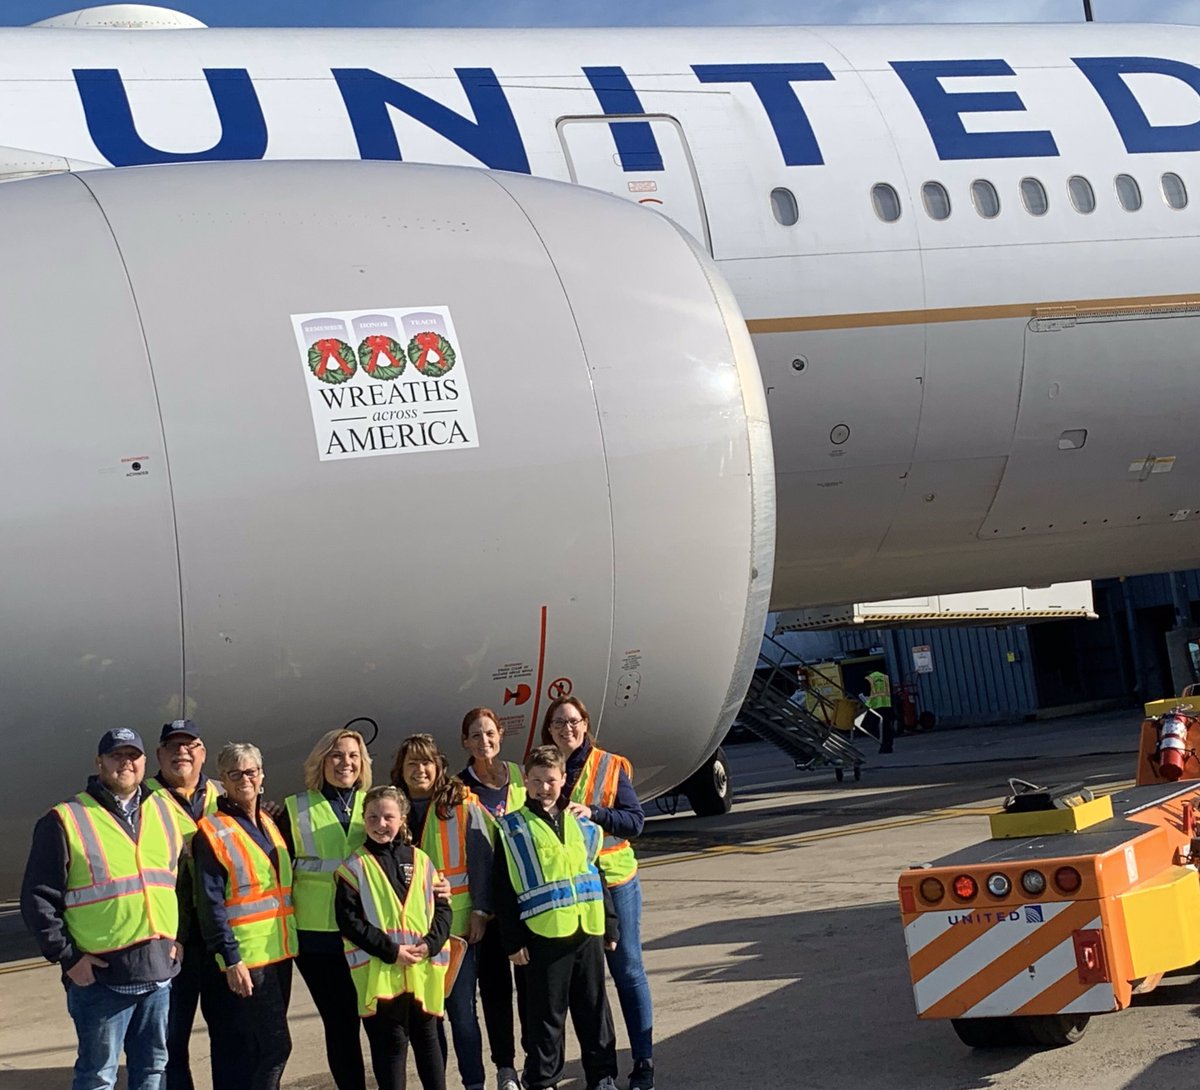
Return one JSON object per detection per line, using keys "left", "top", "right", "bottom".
{"left": 971, "top": 179, "right": 1000, "bottom": 219}
{"left": 872, "top": 183, "right": 902, "bottom": 222}
{"left": 1162, "top": 172, "right": 1188, "bottom": 210}
{"left": 921, "top": 181, "right": 951, "bottom": 220}
{"left": 1115, "top": 174, "right": 1142, "bottom": 211}
{"left": 1068, "top": 175, "right": 1096, "bottom": 214}
{"left": 771, "top": 187, "right": 799, "bottom": 226}
{"left": 1020, "top": 177, "right": 1048, "bottom": 216}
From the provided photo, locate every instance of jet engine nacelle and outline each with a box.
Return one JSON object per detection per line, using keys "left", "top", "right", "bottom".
{"left": 0, "top": 161, "right": 774, "bottom": 891}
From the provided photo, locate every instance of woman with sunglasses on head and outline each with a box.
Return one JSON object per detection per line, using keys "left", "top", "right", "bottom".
{"left": 542, "top": 697, "right": 654, "bottom": 1090}
{"left": 194, "top": 743, "right": 296, "bottom": 1090}
{"left": 457, "top": 708, "right": 527, "bottom": 1090}
{"left": 278, "top": 728, "right": 372, "bottom": 1090}
{"left": 392, "top": 734, "right": 494, "bottom": 1090}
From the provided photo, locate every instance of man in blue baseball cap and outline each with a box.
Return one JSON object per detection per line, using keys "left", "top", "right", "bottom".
{"left": 20, "top": 727, "right": 184, "bottom": 1090}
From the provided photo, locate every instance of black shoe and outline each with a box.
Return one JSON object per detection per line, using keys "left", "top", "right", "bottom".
{"left": 629, "top": 1060, "right": 655, "bottom": 1090}
{"left": 878, "top": 748, "right": 894, "bottom": 754}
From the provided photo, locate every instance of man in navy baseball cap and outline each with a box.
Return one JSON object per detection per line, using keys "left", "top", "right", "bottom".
{"left": 97, "top": 726, "right": 146, "bottom": 757}
{"left": 21, "top": 722, "right": 180, "bottom": 1090}
{"left": 159, "top": 719, "right": 202, "bottom": 746}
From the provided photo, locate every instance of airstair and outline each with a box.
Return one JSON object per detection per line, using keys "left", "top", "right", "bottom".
{"left": 738, "top": 634, "right": 870, "bottom": 782}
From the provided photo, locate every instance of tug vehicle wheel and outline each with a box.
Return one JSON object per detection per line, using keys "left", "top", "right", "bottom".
{"left": 1015, "top": 1014, "right": 1090, "bottom": 1047}
{"left": 950, "top": 1017, "right": 1023, "bottom": 1048}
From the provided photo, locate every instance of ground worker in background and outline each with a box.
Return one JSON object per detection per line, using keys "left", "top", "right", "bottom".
{"left": 865, "top": 668, "right": 895, "bottom": 754}
{"left": 20, "top": 727, "right": 184, "bottom": 1090}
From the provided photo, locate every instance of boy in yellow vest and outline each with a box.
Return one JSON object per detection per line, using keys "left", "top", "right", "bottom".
{"left": 335, "top": 785, "right": 453, "bottom": 1090}
{"left": 492, "top": 746, "right": 619, "bottom": 1090}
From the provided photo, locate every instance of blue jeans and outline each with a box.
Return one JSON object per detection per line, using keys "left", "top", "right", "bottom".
{"left": 439, "top": 941, "right": 485, "bottom": 1090}
{"left": 606, "top": 874, "right": 653, "bottom": 1061}
{"left": 66, "top": 982, "right": 170, "bottom": 1090}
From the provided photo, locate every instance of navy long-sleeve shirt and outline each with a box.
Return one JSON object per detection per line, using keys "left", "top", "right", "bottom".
{"left": 193, "top": 797, "right": 287, "bottom": 969}
{"left": 562, "top": 741, "right": 645, "bottom": 841}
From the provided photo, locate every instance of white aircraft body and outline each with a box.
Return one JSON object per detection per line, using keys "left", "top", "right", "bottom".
{"left": 6, "top": 10, "right": 1200, "bottom": 890}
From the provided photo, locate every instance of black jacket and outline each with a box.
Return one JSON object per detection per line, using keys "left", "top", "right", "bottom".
{"left": 20, "top": 776, "right": 181, "bottom": 987}
{"left": 492, "top": 801, "right": 618, "bottom": 955}
{"left": 335, "top": 838, "right": 452, "bottom": 965}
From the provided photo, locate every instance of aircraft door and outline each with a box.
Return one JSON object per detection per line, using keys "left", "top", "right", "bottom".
{"left": 557, "top": 114, "right": 711, "bottom": 252}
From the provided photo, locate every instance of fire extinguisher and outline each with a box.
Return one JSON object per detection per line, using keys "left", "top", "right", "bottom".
{"left": 1157, "top": 711, "right": 1194, "bottom": 780}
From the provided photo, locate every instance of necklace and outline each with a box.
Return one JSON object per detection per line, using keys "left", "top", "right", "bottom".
{"left": 331, "top": 786, "right": 355, "bottom": 819}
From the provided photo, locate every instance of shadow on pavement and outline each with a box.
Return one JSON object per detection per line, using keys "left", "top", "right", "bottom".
{"left": 646, "top": 902, "right": 1200, "bottom": 1090}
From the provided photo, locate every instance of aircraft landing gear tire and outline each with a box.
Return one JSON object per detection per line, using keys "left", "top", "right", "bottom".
{"left": 1016, "top": 1014, "right": 1090, "bottom": 1047}
{"left": 950, "top": 1017, "right": 1023, "bottom": 1049}
{"left": 683, "top": 746, "right": 733, "bottom": 816}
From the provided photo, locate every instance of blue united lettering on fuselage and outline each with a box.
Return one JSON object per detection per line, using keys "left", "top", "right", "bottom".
{"left": 66, "top": 56, "right": 1200, "bottom": 172}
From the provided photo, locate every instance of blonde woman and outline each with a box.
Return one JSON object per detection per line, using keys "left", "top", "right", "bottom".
{"left": 280, "top": 729, "right": 373, "bottom": 1090}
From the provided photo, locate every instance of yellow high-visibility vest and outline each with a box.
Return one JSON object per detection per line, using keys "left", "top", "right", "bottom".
{"left": 497, "top": 808, "right": 605, "bottom": 940}
{"left": 336, "top": 846, "right": 449, "bottom": 1017}
{"left": 53, "top": 791, "right": 182, "bottom": 955}
{"left": 866, "top": 671, "right": 892, "bottom": 710}
{"left": 571, "top": 747, "right": 638, "bottom": 888}
{"left": 149, "top": 777, "right": 220, "bottom": 842}
{"left": 195, "top": 809, "right": 297, "bottom": 969}
{"left": 286, "top": 790, "right": 365, "bottom": 932}
{"left": 473, "top": 761, "right": 527, "bottom": 833}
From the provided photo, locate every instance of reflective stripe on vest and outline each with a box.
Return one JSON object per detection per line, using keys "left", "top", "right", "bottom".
{"left": 497, "top": 809, "right": 604, "bottom": 939}
{"left": 150, "top": 777, "right": 220, "bottom": 842}
{"left": 54, "top": 791, "right": 182, "bottom": 955}
{"left": 419, "top": 797, "right": 477, "bottom": 936}
{"left": 866, "top": 672, "right": 892, "bottom": 710}
{"left": 286, "top": 790, "right": 365, "bottom": 933}
{"left": 196, "top": 810, "right": 296, "bottom": 969}
{"left": 337, "top": 847, "right": 448, "bottom": 1016}
{"left": 571, "top": 747, "right": 638, "bottom": 887}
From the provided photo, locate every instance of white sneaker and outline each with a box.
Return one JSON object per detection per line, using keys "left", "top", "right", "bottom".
{"left": 498, "top": 1068, "right": 521, "bottom": 1090}
{"left": 588, "top": 1078, "right": 619, "bottom": 1090}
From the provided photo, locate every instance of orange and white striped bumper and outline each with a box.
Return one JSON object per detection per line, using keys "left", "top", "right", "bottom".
{"left": 904, "top": 900, "right": 1119, "bottom": 1018}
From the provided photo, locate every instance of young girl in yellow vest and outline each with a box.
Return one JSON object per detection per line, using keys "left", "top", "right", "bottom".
{"left": 335, "top": 785, "right": 453, "bottom": 1090}
{"left": 391, "top": 733, "right": 495, "bottom": 1090}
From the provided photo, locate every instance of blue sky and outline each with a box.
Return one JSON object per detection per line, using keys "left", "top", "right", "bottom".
{"left": 1, "top": 0, "right": 1196, "bottom": 28}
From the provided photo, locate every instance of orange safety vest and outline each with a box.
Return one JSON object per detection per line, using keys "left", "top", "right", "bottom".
{"left": 418, "top": 794, "right": 480, "bottom": 936}
{"left": 195, "top": 809, "right": 297, "bottom": 969}
{"left": 570, "top": 747, "right": 638, "bottom": 887}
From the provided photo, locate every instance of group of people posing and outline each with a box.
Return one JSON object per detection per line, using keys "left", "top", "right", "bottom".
{"left": 20, "top": 697, "right": 656, "bottom": 1090}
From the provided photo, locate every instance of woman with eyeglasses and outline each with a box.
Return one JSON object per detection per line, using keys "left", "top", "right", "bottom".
{"left": 391, "top": 734, "right": 494, "bottom": 1090}
{"left": 541, "top": 698, "right": 654, "bottom": 1090}
{"left": 194, "top": 742, "right": 297, "bottom": 1090}
{"left": 278, "top": 728, "right": 372, "bottom": 1090}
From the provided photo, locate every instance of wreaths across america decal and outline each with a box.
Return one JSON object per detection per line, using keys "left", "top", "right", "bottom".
{"left": 292, "top": 307, "right": 479, "bottom": 462}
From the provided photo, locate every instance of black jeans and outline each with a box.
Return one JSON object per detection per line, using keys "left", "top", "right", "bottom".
{"left": 878, "top": 707, "right": 896, "bottom": 753}
{"left": 363, "top": 993, "right": 446, "bottom": 1090}
{"left": 477, "top": 917, "right": 527, "bottom": 1068}
{"left": 206, "top": 960, "right": 293, "bottom": 1090}
{"left": 522, "top": 932, "right": 616, "bottom": 1090}
{"left": 165, "top": 940, "right": 232, "bottom": 1090}
{"left": 297, "top": 948, "right": 367, "bottom": 1090}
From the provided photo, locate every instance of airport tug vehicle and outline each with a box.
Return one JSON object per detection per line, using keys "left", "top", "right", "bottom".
{"left": 897, "top": 697, "right": 1200, "bottom": 1047}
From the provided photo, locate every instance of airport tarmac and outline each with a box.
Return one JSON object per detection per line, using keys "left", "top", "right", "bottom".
{"left": 5, "top": 707, "right": 1200, "bottom": 1089}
